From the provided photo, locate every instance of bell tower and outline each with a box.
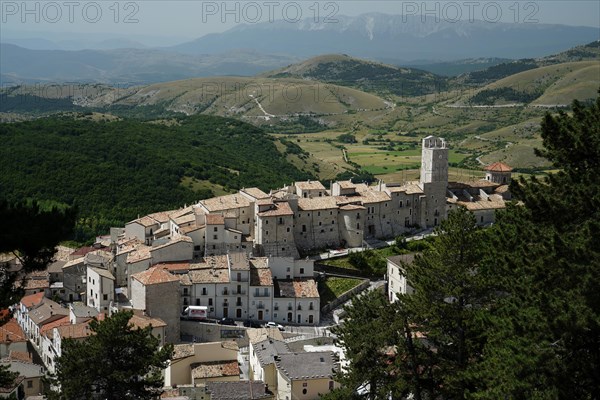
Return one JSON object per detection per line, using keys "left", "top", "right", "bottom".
{"left": 419, "top": 136, "right": 448, "bottom": 227}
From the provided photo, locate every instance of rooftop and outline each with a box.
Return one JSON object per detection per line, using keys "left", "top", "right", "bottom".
{"left": 249, "top": 262, "right": 273, "bottom": 287}
{"left": 19, "top": 292, "right": 45, "bottom": 309}
{"left": 56, "top": 322, "right": 93, "bottom": 339}
{"left": 206, "top": 381, "right": 273, "bottom": 400}
{"left": 277, "top": 278, "right": 319, "bottom": 298}
{"left": 295, "top": 181, "right": 326, "bottom": 191}
{"left": 275, "top": 351, "right": 337, "bottom": 380}
{"left": 47, "top": 260, "right": 66, "bottom": 274}
{"left": 485, "top": 162, "right": 513, "bottom": 172}
{"left": 257, "top": 201, "right": 294, "bottom": 217}
{"left": 241, "top": 187, "right": 269, "bottom": 200}
{"left": 132, "top": 266, "right": 179, "bottom": 286}
{"left": 206, "top": 214, "right": 225, "bottom": 225}
{"left": 253, "top": 338, "right": 290, "bottom": 367}
{"left": 200, "top": 194, "right": 250, "bottom": 212}
{"left": 129, "top": 313, "right": 167, "bottom": 329}
{"left": 0, "top": 319, "right": 26, "bottom": 344}
{"left": 126, "top": 246, "right": 152, "bottom": 264}
{"left": 29, "top": 301, "right": 69, "bottom": 325}
{"left": 297, "top": 197, "right": 338, "bottom": 211}
{"left": 191, "top": 360, "right": 239, "bottom": 379}
{"left": 88, "top": 266, "right": 115, "bottom": 281}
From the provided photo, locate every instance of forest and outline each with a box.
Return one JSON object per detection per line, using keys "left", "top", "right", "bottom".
{"left": 0, "top": 114, "right": 312, "bottom": 241}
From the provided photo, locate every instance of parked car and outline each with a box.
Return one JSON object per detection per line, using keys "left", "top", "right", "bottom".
{"left": 218, "top": 318, "right": 236, "bottom": 326}
{"left": 243, "top": 319, "right": 262, "bottom": 328}
{"left": 265, "top": 321, "right": 284, "bottom": 331}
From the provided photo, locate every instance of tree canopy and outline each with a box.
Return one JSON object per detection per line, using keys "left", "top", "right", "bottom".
{"left": 48, "top": 310, "right": 173, "bottom": 400}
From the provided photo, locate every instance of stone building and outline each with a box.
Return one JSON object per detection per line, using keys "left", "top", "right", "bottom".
{"left": 130, "top": 267, "right": 181, "bottom": 343}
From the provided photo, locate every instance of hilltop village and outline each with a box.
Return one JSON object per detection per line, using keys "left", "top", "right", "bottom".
{"left": 4, "top": 136, "right": 513, "bottom": 399}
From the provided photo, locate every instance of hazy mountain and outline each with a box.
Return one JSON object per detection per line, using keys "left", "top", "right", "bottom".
{"left": 0, "top": 43, "right": 299, "bottom": 85}
{"left": 171, "top": 13, "right": 599, "bottom": 62}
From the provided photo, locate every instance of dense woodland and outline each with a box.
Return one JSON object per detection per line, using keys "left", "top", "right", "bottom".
{"left": 325, "top": 96, "right": 600, "bottom": 399}
{"left": 0, "top": 114, "right": 312, "bottom": 240}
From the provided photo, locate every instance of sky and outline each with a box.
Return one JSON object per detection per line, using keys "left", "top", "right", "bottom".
{"left": 2, "top": 0, "right": 599, "bottom": 45}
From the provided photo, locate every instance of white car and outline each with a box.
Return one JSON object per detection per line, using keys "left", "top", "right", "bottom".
{"left": 265, "top": 321, "right": 284, "bottom": 331}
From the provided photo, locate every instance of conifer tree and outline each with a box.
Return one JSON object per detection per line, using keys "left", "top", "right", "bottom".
{"left": 48, "top": 310, "right": 174, "bottom": 400}
{"left": 477, "top": 96, "right": 600, "bottom": 399}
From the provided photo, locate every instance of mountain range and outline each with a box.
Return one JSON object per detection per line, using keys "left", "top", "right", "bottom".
{"left": 1, "top": 13, "right": 598, "bottom": 85}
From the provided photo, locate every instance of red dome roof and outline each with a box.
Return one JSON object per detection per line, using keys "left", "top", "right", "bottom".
{"left": 485, "top": 162, "right": 512, "bottom": 172}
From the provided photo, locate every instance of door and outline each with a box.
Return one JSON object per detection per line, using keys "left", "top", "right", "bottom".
{"left": 258, "top": 310, "right": 263, "bottom": 320}
{"left": 287, "top": 312, "right": 292, "bottom": 322}
{"left": 297, "top": 314, "right": 301, "bottom": 323}
{"left": 236, "top": 309, "right": 242, "bottom": 318}
{"left": 223, "top": 308, "right": 228, "bottom": 318}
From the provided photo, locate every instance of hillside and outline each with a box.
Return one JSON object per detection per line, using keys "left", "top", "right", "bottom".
{"left": 263, "top": 54, "right": 447, "bottom": 97}
{"left": 0, "top": 114, "right": 312, "bottom": 239}
{"left": 463, "top": 61, "right": 600, "bottom": 106}
{"left": 458, "top": 40, "right": 600, "bottom": 86}
{"left": 1, "top": 77, "right": 393, "bottom": 131}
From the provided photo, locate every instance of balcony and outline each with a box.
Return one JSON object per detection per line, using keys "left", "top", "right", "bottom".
{"left": 309, "top": 305, "right": 314, "bottom": 311}
{"left": 232, "top": 289, "right": 246, "bottom": 295}
{"left": 297, "top": 305, "right": 302, "bottom": 311}
{"left": 257, "top": 304, "right": 265, "bottom": 309}
{"left": 223, "top": 302, "right": 229, "bottom": 307}
{"left": 274, "top": 305, "right": 279, "bottom": 311}
{"left": 236, "top": 301, "right": 243, "bottom": 307}
{"left": 287, "top": 306, "right": 293, "bottom": 311}
{"left": 222, "top": 290, "right": 230, "bottom": 296}
{"left": 253, "top": 292, "right": 270, "bottom": 298}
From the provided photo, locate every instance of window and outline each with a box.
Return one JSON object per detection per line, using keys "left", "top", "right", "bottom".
{"left": 286, "top": 227, "right": 290, "bottom": 232}
{"left": 302, "top": 225, "right": 306, "bottom": 232}
{"left": 300, "top": 268, "right": 304, "bottom": 274}
{"left": 265, "top": 231, "right": 269, "bottom": 235}
{"left": 196, "top": 298, "right": 200, "bottom": 306}
{"left": 27, "top": 380, "right": 33, "bottom": 388}
{"left": 265, "top": 220, "right": 268, "bottom": 225}
{"left": 103, "top": 294, "right": 108, "bottom": 301}
{"left": 357, "top": 223, "right": 360, "bottom": 229}
{"left": 208, "top": 298, "right": 213, "bottom": 306}
{"left": 303, "top": 389, "right": 308, "bottom": 395}
{"left": 213, "top": 235, "right": 218, "bottom": 240}
{"left": 317, "top": 211, "right": 320, "bottom": 216}
{"left": 399, "top": 200, "right": 403, "bottom": 207}
{"left": 202, "top": 288, "right": 207, "bottom": 295}
{"left": 214, "top": 227, "right": 218, "bottom": 232}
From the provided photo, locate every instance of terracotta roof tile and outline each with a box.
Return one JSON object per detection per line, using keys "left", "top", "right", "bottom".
{"left": 297, "top": 197, "right": 338, "bottom": 211}
{"left": 191, "top": 360, "right": 239, "bottom": 379}
{"left": 485, "top": 162, "right": 512, "bottom": 172}
{"left": 131, "top": 266, "right": 179, "bottom": 285}
{"left": 295, "top": 181, "right": 326, "bottom": 191}
{"left": 278, "top": 279, "right": 319, "bottom": 298}
{"left": 257, "top": 201, "right": 294, "bottom": 217}
{"left": 241, "top": 187, "right": 269, "bottom": 200}
{"left": 129, "top": 314, "right": 167, "bottom": 329}
{"left": 20, "top": 292, "right": 45, "bottom": 309}
{"left": 206, "top": 214, "right": 225, "bottom": 225}
{"left": 200, "top": 194, "right": 250, "bottom": 212}
{"left": 56, "top": 322, "right": 93, "bottom": 339}
{"left": 0, "top": 319, "right": 26, "bottom": 343}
